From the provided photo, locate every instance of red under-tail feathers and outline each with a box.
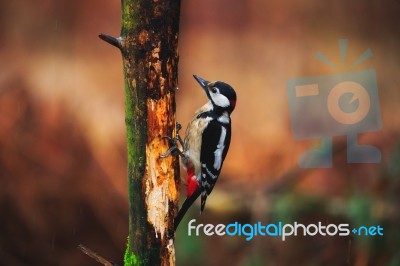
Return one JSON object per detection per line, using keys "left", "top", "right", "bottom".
{"left": 174, "top": 160, "right": 201, "bottom": 231}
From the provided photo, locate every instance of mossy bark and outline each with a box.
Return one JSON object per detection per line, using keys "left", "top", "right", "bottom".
{"left": 101, "top": 0, "right": 180, "bottom": 265}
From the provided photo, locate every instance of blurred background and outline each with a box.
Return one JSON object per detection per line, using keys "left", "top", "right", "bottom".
{"left": 1, "top": 0, "right": 400, "bottom": 265}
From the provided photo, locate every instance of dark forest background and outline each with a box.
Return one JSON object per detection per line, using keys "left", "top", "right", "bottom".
{"left": 1, "top": 0, "right": 400, "bottom": 265}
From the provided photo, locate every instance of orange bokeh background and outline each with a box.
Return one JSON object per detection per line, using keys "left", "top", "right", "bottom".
{"left": 1, "top": 1, "right": 400, "bottom": 265}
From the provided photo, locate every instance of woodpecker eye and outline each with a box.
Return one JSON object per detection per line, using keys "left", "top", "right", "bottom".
{"left": 211, "top": 87, "right": 217, "bottom": 93}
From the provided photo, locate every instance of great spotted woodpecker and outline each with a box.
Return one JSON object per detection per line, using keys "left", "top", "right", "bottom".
{"left": 161, "top": 75, "right": 237, "bottom": 231}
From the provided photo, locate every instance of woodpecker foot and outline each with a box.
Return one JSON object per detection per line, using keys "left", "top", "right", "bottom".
{"left": 160, "top": 122, "right": 184, "bottom": 158}
{"left": 160, "top": 136, "right": 184, "bottom": 158}
{"left": 175, "top": 122, "right": 184, "bottom": 147}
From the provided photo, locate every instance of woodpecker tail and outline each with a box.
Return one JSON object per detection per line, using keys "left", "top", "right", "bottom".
{"left": 174, "top": 189, "right": 201, "bottom": 231}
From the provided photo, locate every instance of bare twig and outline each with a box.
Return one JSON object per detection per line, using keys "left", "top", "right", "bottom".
{"left": 78, "top": 244, "right": 118, "bottom": 266}
{"left": 99, "top": 34, "right": 122, "bottom": 50}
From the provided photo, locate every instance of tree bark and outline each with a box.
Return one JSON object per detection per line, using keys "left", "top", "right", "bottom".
{"left": 100, "top": 0, "right": 180, "bottom": 265}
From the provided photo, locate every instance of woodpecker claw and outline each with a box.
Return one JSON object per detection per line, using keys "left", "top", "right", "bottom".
{"left": 160, "top": 122, "right": 185, "bottom": 158}
{"left": 161, "top": 135, "right": 174, "bottom": 143}
{"left": 160, "top": 136, "right": 175, "bottom": 158}
{"left": 175, "top": 122, "right": 184, "bottom": 147}
{"left": 176, "top": 122, "right": 182, "bottom": 131}
{"left": 159, "top": 144, "right": 179, "bottom": 158}
{"left": 160, "top": 143, "right": 185, "bottom": 158}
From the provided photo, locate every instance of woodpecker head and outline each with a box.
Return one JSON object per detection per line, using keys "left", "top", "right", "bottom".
{"left": 193, "top": 74, "right": 237, "bottom": 113}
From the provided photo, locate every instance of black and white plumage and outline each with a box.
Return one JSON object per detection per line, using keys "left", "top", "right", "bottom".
{"left": 173, "top": 74, "right": 237, "bottom": 231}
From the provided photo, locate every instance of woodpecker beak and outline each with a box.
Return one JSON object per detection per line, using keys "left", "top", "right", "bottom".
{"left": 193, "top": 75, "right": 210, "bottom": 94}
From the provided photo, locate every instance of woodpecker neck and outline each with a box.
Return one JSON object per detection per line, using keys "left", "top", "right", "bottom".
{"left": 211, "top": 102, "right": 233, "bottom": 116}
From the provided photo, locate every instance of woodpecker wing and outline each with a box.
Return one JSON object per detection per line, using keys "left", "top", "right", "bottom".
{"left": 199, "top": 119, "right": 231, "bottom": 212}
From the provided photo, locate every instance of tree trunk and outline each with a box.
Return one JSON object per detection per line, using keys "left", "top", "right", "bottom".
{"left": 100, "top": 0, "right": 181, "bottom": 265}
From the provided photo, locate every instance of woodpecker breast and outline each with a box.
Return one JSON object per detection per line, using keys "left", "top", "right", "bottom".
{"left": 182, "top": 102, "right": 213, "bottom": 180}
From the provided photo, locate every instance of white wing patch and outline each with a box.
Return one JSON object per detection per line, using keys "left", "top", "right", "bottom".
{"left": 213, "top": 126, "right": 226, "bottom": 171}
{"left": 217, "top": 112, "right": 230, "bottom": 124}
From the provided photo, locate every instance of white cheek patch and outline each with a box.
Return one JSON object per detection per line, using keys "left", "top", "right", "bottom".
{"left": 211, "top": 93, "right": 230, "bottom": 108}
